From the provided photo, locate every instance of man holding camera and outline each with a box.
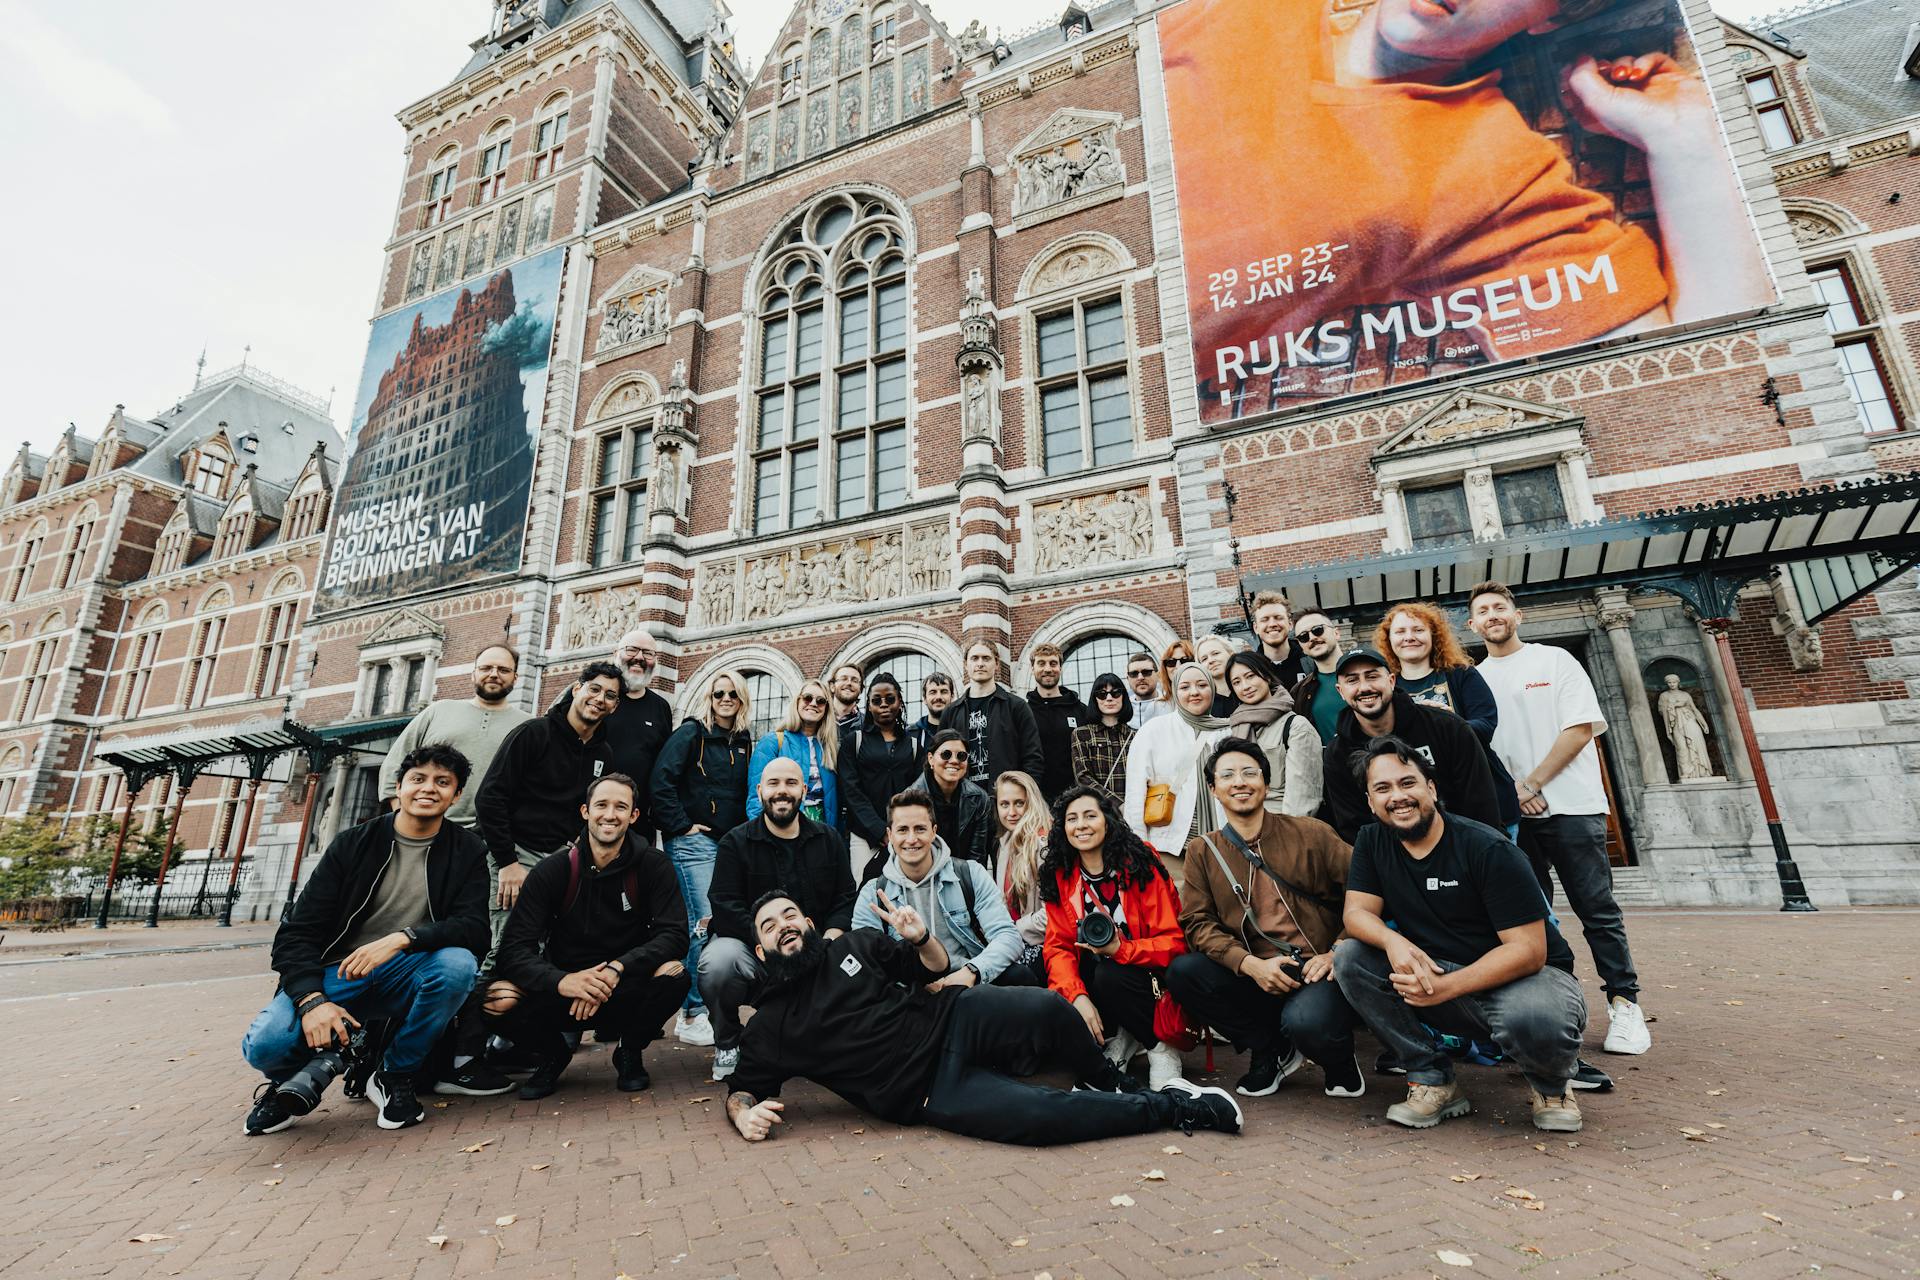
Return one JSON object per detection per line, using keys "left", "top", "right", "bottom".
{"left": 484, "top": 773, "right": 690, "bottom": 1099}
{"left": 1166, "top": 739, "right": 1363, "bottom": 1100}
{"left": 240, "top": 745, "right": 490, "bottom": 1135}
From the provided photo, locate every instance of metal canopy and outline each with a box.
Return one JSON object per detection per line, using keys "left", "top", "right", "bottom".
{"left": 1244, "top": 474, "right": 1920, "bottom": 620}
{"left": 97, "top": 719, "right": 365, "bottom": 791}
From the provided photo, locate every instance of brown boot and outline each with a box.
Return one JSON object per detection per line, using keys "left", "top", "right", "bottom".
{"left": 1530, "top": 1089, "right": 1583, "bottom": 1132}
{"left": 1385, "top": 1081, "right": 1471, "bottom": 1128}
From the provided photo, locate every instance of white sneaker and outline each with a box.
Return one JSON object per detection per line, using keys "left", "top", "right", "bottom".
{"left": 1146, "top": 1042, "right": 1184, "bottom": 1091}
{"left": 1103, "top": 1026, "right": 1143, "bottom": 1071}
{"left": 675, "top": 1009, "right": 715, "bottom": 1047}
{"left": 711, "top": 1046, "right": 739, "bottom": 1081}
{"left": 1603, "top": 997, "right": 1652, "bottom": 1055}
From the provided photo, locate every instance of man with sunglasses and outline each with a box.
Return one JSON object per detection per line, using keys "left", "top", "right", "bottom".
{"left": 547, "top": 626, "right": 673, "bottom": 843}
{"left": 1125, "top": 652, "right": 1170, "bottom": 731}
{"left": 1287, "top": 612, "right": 1347, "bottom": 746}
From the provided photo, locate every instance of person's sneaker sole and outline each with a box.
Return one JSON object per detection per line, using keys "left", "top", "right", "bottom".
{"left": 1161, "top": 1077, "right": 1245, "bottom": 1135}
{"left": 242, "top": 1113, "right": 295, "bottom": 1137}
{"left": 1602, "top": 1031, "right": 1651, "bottom": 1055}
{"left": 1236, "top": 1047, "right": 1306, "bottom": 1098}
{"left": 674, "top": 1019, "right": 715, "bottom": 1048}
{"left": 1569, "top": 1061, "right": 1614, "bottom": 1092}
{"left": 1533, "top": 1109, "right": 1584, "bottom": 1133}
{"left": 431, "top": 1077, "right": 517, "bottom": 1097}
{"left": 365, "top": 1074, "right": 425, "bottom": 1131}
{"left": 1323, "top": 1057, "right": 1367, "bottom": 1098}
{"left": 1385, "top": 1096, "right": 1472, "bottom": 1129}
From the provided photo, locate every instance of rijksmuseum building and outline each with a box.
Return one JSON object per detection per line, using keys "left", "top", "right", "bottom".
{"left": 2, "top": 0, "right": 1919, "bottom": 914}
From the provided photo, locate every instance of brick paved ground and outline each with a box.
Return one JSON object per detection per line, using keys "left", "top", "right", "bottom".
{"left": 0, "top": 910, "right": 1914, "bottom": 1280}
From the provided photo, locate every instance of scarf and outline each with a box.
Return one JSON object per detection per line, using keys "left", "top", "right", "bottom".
{"left": 1228, "top": 686, "right": 1295, "bottom": 732}
{"left": 1170, "top": 662, "right": 1227, "bottom": 732}
{"left": 1166, "top": 661, "right": 1227, "bottom": 840}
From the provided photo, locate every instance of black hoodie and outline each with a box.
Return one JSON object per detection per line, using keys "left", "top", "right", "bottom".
{"left": 270, "top": 812, "right": 491, "bottom": 1004}
{"left": 1026, "top": 686, "right": 1087, "bottom": 802}
{"left": 494, "top": 829, "right": 689, "bottom": 994}
{"left": 1323, "top": 687, "right": 1503, "bottom": 843}
{"left": 650, "top": 717, "right": 753, "bottom": 838}
{"left": 475, "top": 701, "right": 614, "bottom": 868}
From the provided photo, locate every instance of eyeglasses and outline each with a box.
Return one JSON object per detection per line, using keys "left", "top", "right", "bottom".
{"left": 1126, "top": 667, "right": 1156, "bottom": 679}
{"left": 1161, "top": 657, "right": 1181, "bottom": 668}
{"left": 933, "top": 749, "right": 969, "bottom": 762}
{"left": 798, "top": 694, "right": 828, "bottom": 707}
{"left": 1094, "top": 687, "right": 1124, "bottom": 700}
{"left": 1295, "top": 624, "right": 1329, "bottom": 642}
{"left": 711, "top": 691, "right": 740, "bottom": 702}
{"left": 617, "top": 647, "right": 656, "bottom": 659}
{"left": 869, "top": 693, "right": 899, "bottom": 704}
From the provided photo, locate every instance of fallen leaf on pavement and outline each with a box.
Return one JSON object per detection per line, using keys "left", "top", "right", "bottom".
{"left": 130, "top": 1234, "right": 174, "bottom": 1244}
{"left": 1436, "top": 1249, "right": 1474, "bottom": 1267}
{"left": 461, "top": 1141, "right": 493, "bottom": 1153}
{"left": 262, "top": 1179, "right": 282, "bottom": 1186}
{"left": 432, "top": 1102, "right": 450, "bottom": 1109}
{"left": 1679, "top": 1128, "right": 1705, "bottom": 1137}
{"left": 852, "top": 1128, "right": 865, "bottom": 1134}
{"left": 1450, "top": 1173, "right": 1483, "bottom": 1183}
{"left": 1532, "top": 1143, "right": 1548, "bottom": 1152}
{"left": 1707, "top": 1089, "right": 1726, "bottom": 1096}
{"left": 427, "top": 1236, "right": 448, "bottom": 1248}
{"left": 1110, "top": 1194, "right": 1135, "bottom": 1207}
{"left": 1504, "top": 1188, "right": 1537, "bottom": 1201}
{"left": 1519, "top": 1245, "right": 1542, "bottom": 1256}
{"left": 1142, "top": 1170, "right": 1166, "bottom": 1181}
{"left": 1725, "top": 1000, "right": 1744, "bottom": 1005}
{"left": 1762, "top": 1213, "right": 1783, "bottom": 1225}
{"left": 1706, "top": 1123, "right": 1726, "bottom": 1130}
{"left": 1161, "top": 1145, "right": 1182, "bottom": 1155}
{"left": 1842, "top": 1155, "right": 1871, "bottom": 1164}
{"left": 1522, "top": 1201, "right": 1543, "bottom": 1212}
{"left": 561, "top": 1140, "right": 574, "bottom": 1148}
{"left": 1010, "top": 1238, "right": 1028, "bottom": 1247}
{"left": 494, "top": 1215, "right": 517, "bottom": 1227}
{"left": 528, "top": 1163, "right": 550, "bottom": 1171}
{"left": 689, "top": 1096, "right": 711, "bottom": 1104}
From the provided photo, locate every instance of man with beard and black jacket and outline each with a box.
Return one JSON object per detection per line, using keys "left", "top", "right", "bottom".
{"left": 477, "top": 663, "right": 620, "bottom": 941}
{"left": 486, "top": 773, "right": 691, "bottom": 1099}
{"left": 701, "top": 756, "right": 854, "bottom": 1083}
{"left": 940, "top": 640, "right": 1043, "bottom": 791}
{"left": 723, "top": 889, "right": 1246, "bottom": 1146}
{"left": 1321, "top": 648, "right": 1502, "bottom": 843}
{"left": 240, "top": 745, "right": 490, "bottom": 1136}
{"left": 1026, "top": 643, "right": 1086, "bottom": 804}
{"left": 548, "top": 627, "right": 674, "bottom": 840}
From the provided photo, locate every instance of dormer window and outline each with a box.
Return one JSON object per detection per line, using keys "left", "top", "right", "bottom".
{"left": 215, "top": 513, "right": 251, "bottom": 559}
{"left": 190, "top": 446, "right": 232, "bottom": 498}
{"left": 1060, "top": 4, "right": 1091, "bottom": 42}
{"left": 1744, "top": 72, "right": 1798, "bottom": 150}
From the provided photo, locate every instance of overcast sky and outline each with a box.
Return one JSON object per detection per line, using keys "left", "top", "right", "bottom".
{"left": 0, "top": 0, "right": 1786, "bottom": 463}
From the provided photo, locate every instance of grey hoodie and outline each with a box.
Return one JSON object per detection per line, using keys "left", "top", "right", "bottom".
{"left": 849, "top": 836, "right": 1026, "bottom": 982}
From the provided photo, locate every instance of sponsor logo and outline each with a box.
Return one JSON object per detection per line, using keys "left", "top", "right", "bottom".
{"left": 1425, "top": 877, "right": 1460, "bottom": 890}
{"left": 840, "top": 954, "right": 863, "bottom": 977}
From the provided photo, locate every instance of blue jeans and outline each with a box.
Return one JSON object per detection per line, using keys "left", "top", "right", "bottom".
{"left": 665, "top": 831, "right": 718, "bottom": 1013}
{"left": 241, "top": 949, "right": 478, "bottom": 1081}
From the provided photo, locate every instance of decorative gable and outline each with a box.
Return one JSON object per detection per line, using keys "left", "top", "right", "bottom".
{"left": 594, "top": 265, "right": 675, "bottom": 355}
{"left": 362, "top": 605, "right": 446, "bottom": 650}
{"left": 1371, "top": 390, "right": 1582, "bottom": 462}
{"left": 1010, "top": 108, "right": 1126, "bottom": 229}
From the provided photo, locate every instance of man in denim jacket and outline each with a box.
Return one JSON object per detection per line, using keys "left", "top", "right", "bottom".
{"left": 851, "top": 790, "right": 1030, "bottom": 988}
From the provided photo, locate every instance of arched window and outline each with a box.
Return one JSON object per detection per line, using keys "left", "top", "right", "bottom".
{"left": 121, "top": 601, "right": 168, "bottom": 717}
{"left": 0, "top": 745, "right": 24, "bottom": 813}
{"left": 742, "top": 670, "right": 788, "bottom": 737}
{"left": 253, "top": 572, "right": 303, "bottom": 697}
{"left": 1062, "top": 633, "right": 1138, "bottom": 697}
{"left": 9, "top": 519, "right": 48, "bottom": 602}
{"left": 183, "top": 588, "right": 231, "bottom": 710}
{"left": 779, "top": 42, "right": 805, "bottom": 99}
{"left": 190, "top": 442, "right": 233, "bottom": 499}
{"left": 531, "top": 94, "right": 569, "bottom": 180}
{"left": 585, "top": 377, "right": 658, "bottom": 567}
{"left": 1022, "top": 237, "right": 1137, "bottom": 475}
{"left": 424, "top": 144, "right": 460, "bottom": 226}
{"left": 61, "top": 505, "right": 99, "bottom": 589}
{"left": 16, "top": 611, "right": 64, "bottom": 721}
{"left": 477, "top": 118, "right": 514, "bottom": 202}
{"left": 865, "top": 649, "right": 936, "bottom": 725}
{"left": 153, "top": 510, "right": 192, "bottom": 576}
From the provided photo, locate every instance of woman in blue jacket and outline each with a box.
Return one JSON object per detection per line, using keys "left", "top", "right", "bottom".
{"left": 745, "top": 678, "right": 842, "bottom": 831}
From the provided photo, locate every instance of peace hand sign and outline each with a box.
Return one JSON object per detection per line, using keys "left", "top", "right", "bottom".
{"left": 871, "top": 888, "right": 930, "bottom": 946}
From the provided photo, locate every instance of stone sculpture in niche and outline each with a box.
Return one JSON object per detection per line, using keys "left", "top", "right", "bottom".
{"left": 1657, "top": 674, "right": 1717, "bottom": 781}
{"left": 563, "top": 586, "right": 644, "bottom": 653}
{"left": 1031, "top": 489, "right": 1153, "bottom": 575}
{"left": 596, "top": 284, "right": 671, "bottom": 353}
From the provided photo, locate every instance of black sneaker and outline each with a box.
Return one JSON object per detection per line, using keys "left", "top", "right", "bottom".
{"left": 432, "top": 1062, "right": 517, "bottom": 1097}
{"left": 244, "top": 1082, "right": 297, "bottom": 1136}
{"left": 1159, "top": 1078, "right": 1243, "bottom": 1136}
{"left": 366, "top": 1070, "right": 425, "bottom": 1130}
{"left": 1569, "top": 1058, "right": 1614, "bottom": 1092}
{"left": 1322, "top": 1054, "right": 1366, "bottom": 1098}
{"left": 1078, "top": 1061, "right": 1146, "bottom": 1094}
{"left": 1375, "top": 1050, "right": 1407, "bottom": 1076}
{"left": 1235, "top": 1046, "right": 1305, "bottom": 1097}
{"left": 518, "top": 1055, "right": 571, "bottom": 1101}
{"left": 613, "top": 1045, "right": 651, "bottom": 1093}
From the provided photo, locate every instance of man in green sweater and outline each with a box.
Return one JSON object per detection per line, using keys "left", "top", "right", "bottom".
{"left": 379, "top": 644, "right": 531, "bottom": 830}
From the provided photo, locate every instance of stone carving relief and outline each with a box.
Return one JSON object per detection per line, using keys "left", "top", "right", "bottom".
{"left": 593, "top": 377, "right": 656, "bottom": 421}
{"left": 1030, "top": 488, "right": 1153, "bottom": 576}
{"left": 650, "top": 436, "right": 684, "bottom": 519}
{"left": 1464, "top": 468, "right": 1503, "bottom": 541}
{"left": 1028, "top": 244, "right": 1119, "bottom": 297}
{"left": 957, "top": 268, "right": 1003, "bottom": 447}
{"left": 596, "top": 269, "right": 673, "bottom": 354}
{"left": 562, "top": 585, "right": 645, "bottom": 653}
{"left": 1011, "top": 111, "right": 1126, "bottom": 226}
{"left": 1787, "top": 212, "right": 1843, "bottom": 246}
{"left": 1769, "top": 569, "right": 1825, "bottom": 672}
{"left": 698, "top": 521, "right": 950, "bottom": 626}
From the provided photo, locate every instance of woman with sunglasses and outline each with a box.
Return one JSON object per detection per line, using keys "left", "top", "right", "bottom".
{"left": 902, "top": 729, "right": 994, "bottom": 878}
{"left": 1222, "top": 651, "right": 1324, "bottom": 817}
{"left": 746, "top": 680, "right": 843, "bottom": 832}
{"left": 1041, "top": 785, "right": 1190, "bottom": 1089}
{"left": 1156, "top": 639, "right": 1196, "bottom": 703}
{"left": 839, "top": 672, "right": 927, "bottom": 882}
{"left": 1123, "top": 660, "right": 1227, "bottom": 875}
{"left": 993, "top": 770, "right": 1051, "bottom": 983}
{"left": 1070, "top": 673, "right": 1136, "bottom": 802}
{"left": 649, "top": 670, "right": 755, "bottom": 1048}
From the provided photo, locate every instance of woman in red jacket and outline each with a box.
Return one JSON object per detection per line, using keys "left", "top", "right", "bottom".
{"left": 1042, "top": 785, "right": 1190, "bottom": 1090}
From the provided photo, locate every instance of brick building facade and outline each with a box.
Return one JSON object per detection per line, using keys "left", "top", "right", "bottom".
{"left": 6, "top": 0, "right": 1918, "bottom": 911}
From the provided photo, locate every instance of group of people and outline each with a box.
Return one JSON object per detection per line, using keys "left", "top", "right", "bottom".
{"left": 239, "top": 581, "right": 1650, "bottom": 1147}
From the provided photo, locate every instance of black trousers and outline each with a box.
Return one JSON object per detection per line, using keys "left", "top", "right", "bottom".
{"left": 920, "top": 986, "right": 1178, "bottom": 1146}
{"left": 491, "top": 971, "right": 691, "bottom": 1059}
{"left": 1078, "top": 953, "right": 1160, "bottom": 1046}
{"left": 1164, "top": 952, "right": 1357, "bottom": 1066}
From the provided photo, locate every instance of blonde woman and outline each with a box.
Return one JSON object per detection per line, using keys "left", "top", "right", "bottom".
{"left": 745, "top": 679, "right": 842, "bottom": 829}
{"left": 994, "top": 769, "right": 1051, "bottom": 981}
{"left": 1123, "top": 661, "right": 1227, "bottom": 872}
{"left": 1193, "top": 634, "right": 1240, "bottom": 717}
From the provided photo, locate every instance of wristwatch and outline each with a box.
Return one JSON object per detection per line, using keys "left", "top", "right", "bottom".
{"left": 402, "top": 926, "right": 420, "bottom": 948}
{"left": 962, "top": 962, "right": 982, "bottom": 983}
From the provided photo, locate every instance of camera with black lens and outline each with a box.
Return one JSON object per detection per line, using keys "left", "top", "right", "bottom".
{"left": 1077, "top": 911, "right": 1117, "bottom": 950}
{"left": 274, "top": 1023, "right": 372, "bottom": 1116}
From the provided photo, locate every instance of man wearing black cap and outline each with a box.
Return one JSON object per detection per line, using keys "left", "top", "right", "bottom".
{"left": 1321, "top": 646, "right": 1502, "bottom": 842}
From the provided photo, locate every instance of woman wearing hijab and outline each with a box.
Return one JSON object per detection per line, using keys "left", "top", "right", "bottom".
{"left": 1070, "top": 672, "right": 1135, "bottom": 801}
{"left": 1223, "top": 650, "right": 1324, "bottom": 818}
{"left": 1123, "top": 660, "right": 1226, "bottom": 876}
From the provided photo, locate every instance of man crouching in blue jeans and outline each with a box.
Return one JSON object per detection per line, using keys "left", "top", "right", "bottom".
{"left": 1334, "top": 737, "right": 1589, "bottom": 1134}
{"left": 241, "top": 744, "right": 490, "bottom": 1135}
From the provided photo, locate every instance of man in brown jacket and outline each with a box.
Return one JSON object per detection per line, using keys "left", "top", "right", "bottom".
{"left": 1167, "top": 737, "right": 1364, "bottom": 1098}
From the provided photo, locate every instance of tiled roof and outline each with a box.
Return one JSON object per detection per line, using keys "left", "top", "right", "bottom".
{"left": 1759, "top": 0, "right": 1920, "bottom": 134}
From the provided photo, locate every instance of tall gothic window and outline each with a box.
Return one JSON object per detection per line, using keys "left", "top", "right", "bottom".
{"left": 1035, "top": 294, "right": 1131, "bottom": 474}
{"left": 60, "top": 512, "right": 97, "bottom": 588}
{"left": 751, "top": 196, "right": 909, "bottom": 534}
{"left": 531, "top": 96, "right": 569, "bottom": 180}
{"left": 121, "top": 605, "right": 166, "bottom": 716}
{"left": 17, "top": 626, "right": 60, "bottom": 721}
{"left": 590, "top": 420, "right": 653, "bottom": 566}
{"left": 424, "top": 147, "right": 459, "bottom": 226}
{"left": 254, "top": 597, "right": 300, "bottom": 697}
{"left": 183, "top": 602, "right": 228, "bottom": 709}
{"left": 9, "top": 522, "right": 46, "bottom": 602}
{"left": 477, "top": 119, "right": 514, "bottom": 202}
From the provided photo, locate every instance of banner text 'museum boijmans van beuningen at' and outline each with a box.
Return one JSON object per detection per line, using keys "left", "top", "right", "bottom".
{"left": 1159, "top": 0, "right": 1775, "bottom": 421}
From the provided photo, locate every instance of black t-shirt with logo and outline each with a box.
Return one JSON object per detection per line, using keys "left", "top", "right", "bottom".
{"left": 730, "top": 929, "right": 958, "bottom": 1124}
{"left": 1347, "top": 814, "right": 1574, "bottom": 973}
